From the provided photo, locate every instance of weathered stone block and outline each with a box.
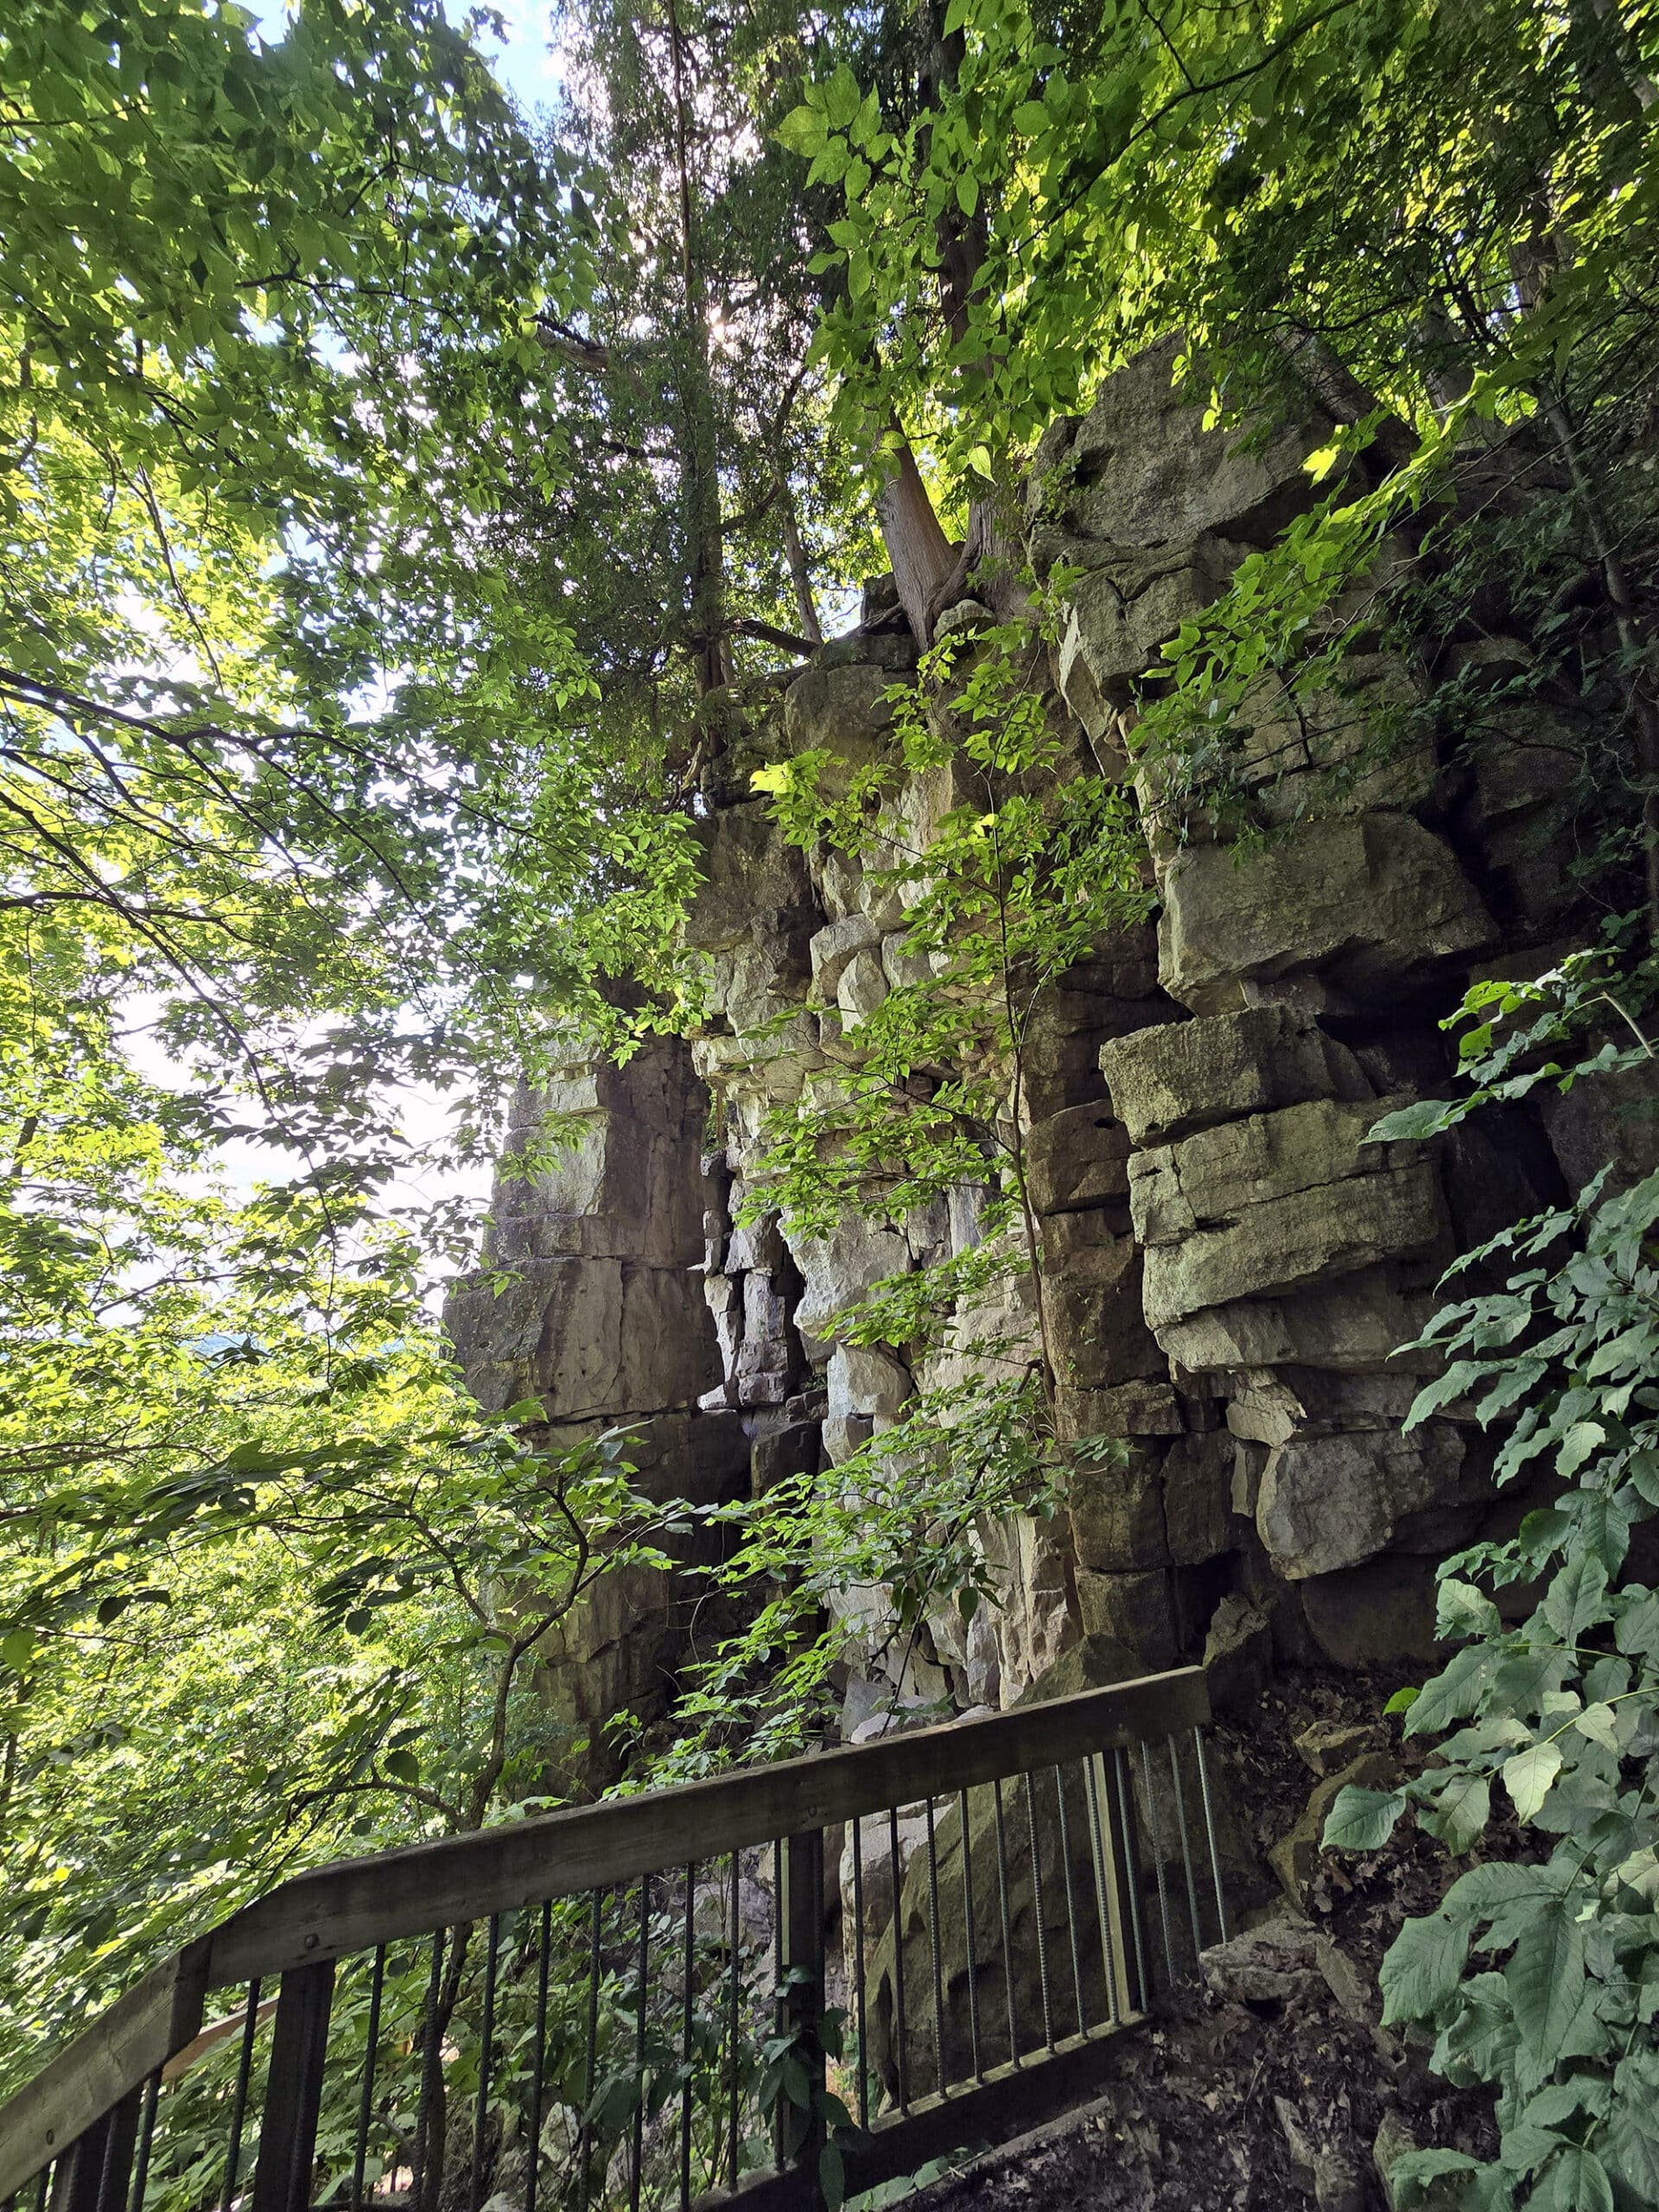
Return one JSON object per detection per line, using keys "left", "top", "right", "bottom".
{"left": 1157, "top": 814, "right": 1495, "bottom": 1015}
{"left": 809, "top": 912, "right": 879, "bottom": 997}
{"left": 1026, "top": 1102, "right": 1132, "bottom": 1213}
{"left": 1256, "top": 1421, "right": 1467, "bottom": 1579}
{"left": 1141, "top": 1163, "right": 1446, "bottom": 1332}
{"left": 782, "top": 658, "right": 896, "bottom": 784}
{"left": 1055, "top": 1379, "right": 1185, "bottom": 1440}
{"left": 1100, "top": 1006, "right": 1371, "bottom": 1146}
{"left": 1048, "top": 1259, "right": 1166, "bottom": 1389}
{"left": 790, "top": 1217, "right": 910, "bottom": 1355}
{"left": 1128, "top": 1096, "right": 1421, "bottom": 1249}
{"left": 1160, "top": 1430, "right": 1234, "bottom": 1564}
{"left": 1298, "top": 1553, "right": 1444, "bottom": 1668}
{"left": 1155, "top": 1267, "right": 1440, "bottom": 1376}
{"left": 1068, "top": 1445, "right": 1169, "bottom": 1571}
{"left": 1224, "top": 1367, "right": 1426, "bottom": 1447}
{"left": 1075, "top": 1567, "right": 1182, "bottom": 1665}
{"left": 683, "top": 803, "right": 817, "bottom": 953}
{"left": 837, "top": 945, "right": 889, "bottom": 1024}
{"left": 828, "top": 1344, "right": 911, "bottom": 1427}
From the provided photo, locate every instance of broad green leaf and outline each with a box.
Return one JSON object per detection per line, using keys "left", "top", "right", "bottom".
{"left": 1503, "top": 1741, "right": 1563, "bottom": 1824}
{"left": 1322, "top": 1784, "right": 1406, "bottom": 1852}
{"left": 1537, "top": 2147, "right": 1613, "bottom": 2212}
{"left": 1505, "top": 1900, "right": 1586, "bottom": 2063}
{"left": 1380, "top": 1912, "right": 1471, "bottom": 2025}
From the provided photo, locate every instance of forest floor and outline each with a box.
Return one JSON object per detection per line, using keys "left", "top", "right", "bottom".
{"left": 883, "top": 1669, "right": 1504, "bottom": 2212}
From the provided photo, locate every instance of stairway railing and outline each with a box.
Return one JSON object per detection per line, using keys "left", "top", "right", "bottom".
{"left": 0, "top": 1665, "right": 1224, "bottom": 2212}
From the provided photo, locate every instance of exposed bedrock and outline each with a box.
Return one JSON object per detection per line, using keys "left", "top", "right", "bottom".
{"left": 445, "top": 333, "right": 1622, "bottom": 1802}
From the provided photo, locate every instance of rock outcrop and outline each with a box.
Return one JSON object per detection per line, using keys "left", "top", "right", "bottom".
{"left": 446, "top": 333, "right": 1603, "bottom": 1783}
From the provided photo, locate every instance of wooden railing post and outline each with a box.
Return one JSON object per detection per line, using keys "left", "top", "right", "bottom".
{"left": 775, "top": 1827, "right": 827, "bottom": 2194}
{"left": 250, "top": 1961, "right": 334, "bottom": 2212}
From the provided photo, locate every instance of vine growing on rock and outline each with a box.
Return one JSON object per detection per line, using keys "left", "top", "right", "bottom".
{"left": 1324, "top": 946, "right": 1659, "bottom": 2209}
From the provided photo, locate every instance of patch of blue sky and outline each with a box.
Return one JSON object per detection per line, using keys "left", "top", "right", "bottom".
{"left": 239, "top": 0, "right": 563, "bottom": 113}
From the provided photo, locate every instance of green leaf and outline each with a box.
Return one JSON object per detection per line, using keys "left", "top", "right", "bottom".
{"left": 1423, "top": 1770, "right": 1491, "bottom": 1854}
{"left": 1368, "top": 1099, "right": 1458, "bottom": 1141}
{"left": 1502, "top": 1741, "right": 1563, "bottom": 1824}
{"left": 1504, "top": 1899, "right": 1586, "bottom": 2063}
{"left": 1538, "top": 2147, "right": 1613, "bottom": 2212}
{"left": 1557, "top": 1421, "right": 1607, "bottom": 1478}
{"left": 1322, "top": 1784, "right": 1406, "bottom": 1852}
{"left": 1380, "top": 1912, "right": 1471, "bottom": 2025}
{"left": 819, "top": 2142, "right": 846, "bottom": 2211}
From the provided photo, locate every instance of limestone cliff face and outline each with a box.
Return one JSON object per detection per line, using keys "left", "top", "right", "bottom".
{"left": 447, "top": 337, "right": 1634, "bottom": 1751}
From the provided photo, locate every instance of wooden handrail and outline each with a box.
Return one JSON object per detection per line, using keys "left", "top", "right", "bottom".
{"left": 0, "top": 1666, "right": 1208, "bottom": 2196}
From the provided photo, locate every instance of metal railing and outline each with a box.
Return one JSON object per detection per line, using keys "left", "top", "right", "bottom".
{"left": 0, "top": 1666, "right": 1224, "bottom": 2212}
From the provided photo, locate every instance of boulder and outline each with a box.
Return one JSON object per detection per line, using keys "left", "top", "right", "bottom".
{"left": 1100, "top": 1007, "right": 1372, "bottom": 1147}
{"left": 1200, "top": 1911, "right": 1323, "bottom": 2009}
{"left": 1203, "top": 1596, "right": 1274, "bottom": 1713}
{"left": 1256, "top": 1421, "right": 1468, "bottom": 1579}
{"left": 1156, "top": 814, "right": 1495, "bottom": 1015}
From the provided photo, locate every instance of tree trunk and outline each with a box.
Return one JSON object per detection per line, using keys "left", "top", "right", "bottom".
{"left": 666, "top": 0, "right": 732, "bottom": 695}
{"left": 777, "top": 469, "right": 823, "bottom": 644}
{"left": 875, "top": 429, "right": 958, "bottom": 646}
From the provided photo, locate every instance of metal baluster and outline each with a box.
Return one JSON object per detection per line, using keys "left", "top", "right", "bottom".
{"left": 726, "top": 1856, "right": 741, "bottom": 2192}
{"left": 1192, "top": 1728, "right": 1231, "bottom": 1944}
{"left": 129, "top": 2071, "right": 161, "bottom": 2212}
{"left": 411, "top": 1935, "right": 444, "bottom": 2210}
{"left": 631, "top": 1882, "right": 648, "bottom": 2212}
{"left": 350, "top": 1947, "right": 385, "bottom": 2212}
{"left": 991, "top": 1778, "right": 1019, "bottom": 2064}
{"left": 34, "top": 2168, "right": 48, "bottom": 2212}
{"left": 923, "top": 1796, "right": 947, "bottom": 2098}
{"left": 581, "top": 1892, "right": 603, "bottom": 2212}
{"left": 251, "top": 1961, "right": 335, "bottom": 2212}
{"left": 680, "top": 1862, "right": 696, "bottom": 2212}
{"left": 471, "top": 1914, "right": 502, "bottom": 2209}
{"left": 1141, "top": 1740, "right": 1176, "bottom": 1983}
{"left": 886, "top": 1806, "right": 910, "bottom": 2110}
{"left": 220, "top": 1978, "right": 262, "bottom": 2212}
{"left": 1025, "top": 1770, "right": 1055, "bottom": 2052}
{"left": 524, "top": 1901, "right": 552, "bottom": 2212}
{"left": 1083, "top": 1755, "right": 1121, "bottom": 2026}
{"left": 957, "top": 1787, "right": 982, "bottom": 2081}
{"left": 1053, "top": 1765, "right": 1088, "bottom": 2035}
{"left": 1167, "top": 1738, "right": 1205, "bottom": 1966}
{"left": 772, "top": 1835, "right": 785, "bottom": 2177}
{"left": 850, "top": 1816, "right": 869, "bottom": 2130}
{"left": 1113, "top": 1749, "right": 1151, "bottom": 2012}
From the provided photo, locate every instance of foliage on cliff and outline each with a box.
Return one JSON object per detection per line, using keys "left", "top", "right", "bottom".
{"left": 1320, "top": 949, "right": 1659, "bottom": 2208}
